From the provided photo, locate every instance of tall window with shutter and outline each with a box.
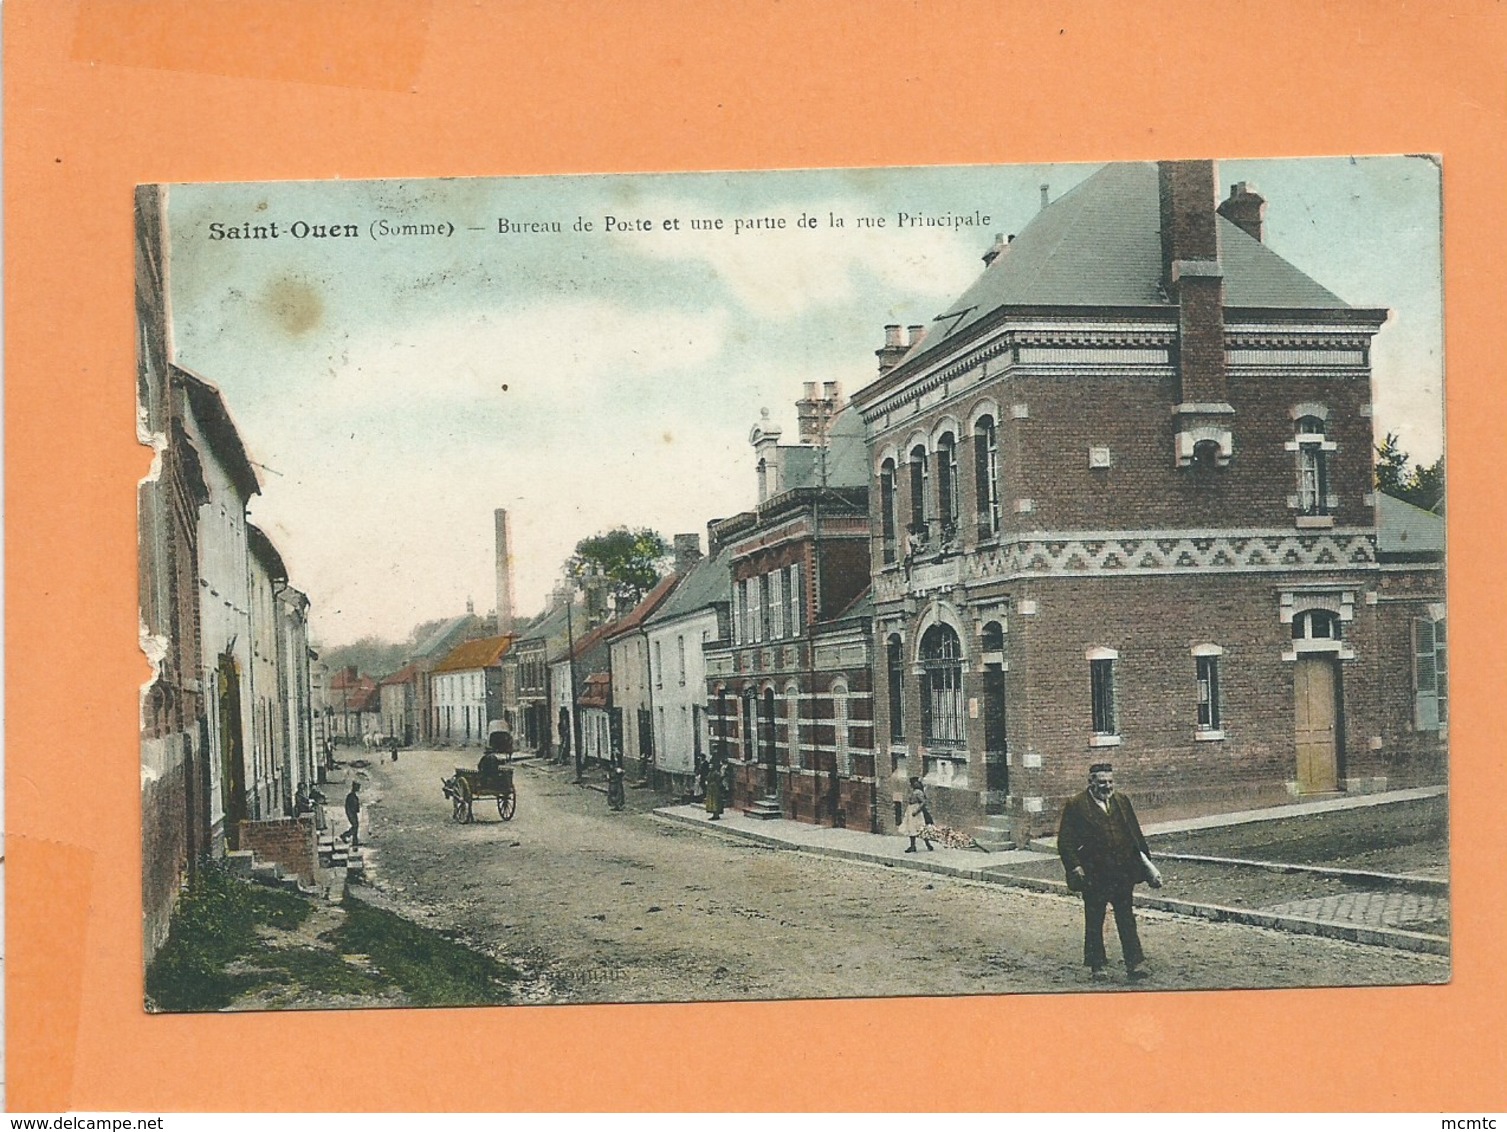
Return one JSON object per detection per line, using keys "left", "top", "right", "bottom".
{"left": 974, "top": 416, "right": 1000, "bottom": 539}
{"left": 880, "top": 460, "right": 898, "bottom": 563}
{"left": 887, "top": 635, "right": 905, "bottom": 740}
{"left": 1295, "top": 415, "right": 1331, "bottom": 516}
{"left": 909, "top": 445, "right": 929, "bottom": 534}
{"left": 936, "top": 432, "right": 959, "bottom": 540}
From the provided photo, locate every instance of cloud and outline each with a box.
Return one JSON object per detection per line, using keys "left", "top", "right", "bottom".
{"left": 612, "top": 196, "right": 983, "bottom": 319}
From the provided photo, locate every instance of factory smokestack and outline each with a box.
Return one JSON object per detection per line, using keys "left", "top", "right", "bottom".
{"left": 494, "top": 508, "right": 516, "bottom": 635}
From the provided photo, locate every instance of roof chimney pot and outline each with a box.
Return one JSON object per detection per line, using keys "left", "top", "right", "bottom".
{"left": 876, "top": 324, "right": 909, "bottom": 375}
{"left": 1217, "top": 180, "right": 1268, "bottom": 244}
{"left": 1039, "top": 184, "right": 1050, "bottom": 210}
{"left": 982, "top": 232, "right": 1008, "bottom": 266}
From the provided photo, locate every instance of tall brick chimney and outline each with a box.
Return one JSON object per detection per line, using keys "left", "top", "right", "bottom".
{"left": 1160, "top": 160, "right": 1234, "bottom": 468}
{"left": 493, "top": 508, "right": 515, "bottom": 635}
{"left": 1218, "top": 181, "right": 1267, "bottom": 243}
{"left": 673, "top": 532, "right": 703, "bottom": 573}
{"left": 875, "top": 324, "right": 909, "bottom": 375}
{"left": 796, "top": 381, "right": 845, "bottom": 445}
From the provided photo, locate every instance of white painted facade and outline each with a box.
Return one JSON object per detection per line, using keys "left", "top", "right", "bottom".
{"left": 246, "top": 543, "right": 284, "bottom": 817}
{"left": 645, "top": 608, "right": 717, "bottom": 776}
{"left": 181, "top": 397, "right": 254, "bottom": 842}
{"left": 432, "top": 668, "right": 492, "bottom": 744}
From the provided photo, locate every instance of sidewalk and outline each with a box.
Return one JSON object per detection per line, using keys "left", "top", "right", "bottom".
{"left": 652, "top": 787, "right": 1450, "bottom": 957}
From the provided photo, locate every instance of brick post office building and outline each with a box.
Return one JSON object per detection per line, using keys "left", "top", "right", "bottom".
{"left": 850, "top": 160, "right": 1445, "bottom": 845}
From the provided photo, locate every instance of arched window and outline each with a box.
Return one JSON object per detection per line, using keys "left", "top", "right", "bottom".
{"left": 887, "top": 634, "right": 905, "bottom": 740}
{"left": 908, "top": 445, "right": 929, "bottom": 536}
{"left": 919, "top": 623, "right": 965, "bottom": 744}
{"left": 1292, "top": 610, "right": 1341, "bottom": 640}
{"left": 1295, "top": 416, "right": 1330, "bottom": 516}
{"left": 880, "top": 459, "right": 898, "bottom": 564}
{"left": 936, "top": 432, "right": 959, "bottom": 541}
{"left": 981, "top": 620, "right": 1004, "bottom": 653}
{"left": 973, "top": 415, "right": 1000, "bottom": 538}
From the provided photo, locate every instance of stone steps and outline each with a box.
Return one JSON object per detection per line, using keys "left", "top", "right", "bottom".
{"left": 973, "top": 814, "right": 1014, "bottom": 852}
{"left": 742, "top": 795, "right": 783, "bottom": 821}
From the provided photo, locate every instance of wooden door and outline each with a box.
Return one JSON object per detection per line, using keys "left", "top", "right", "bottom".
{"left": 1294, "top": 657, "right": 1339, "bottom": 793}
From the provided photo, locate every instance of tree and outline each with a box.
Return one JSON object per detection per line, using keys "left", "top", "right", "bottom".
{"left": 1375, "top": 432, "right": 1445, "bottom": 513}
{"left": 1374, "top": 432, "right": 1411, "bottom": 497}
{"left": 569, "top": 527, "right": 671, "bottom": 609}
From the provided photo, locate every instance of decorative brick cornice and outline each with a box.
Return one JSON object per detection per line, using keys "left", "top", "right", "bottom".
{"left": 873, "top": 528, "right": 1379, "bottom": 601}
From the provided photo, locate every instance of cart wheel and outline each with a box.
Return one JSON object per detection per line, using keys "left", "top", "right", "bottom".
{"left": 499, "top": 789, "right": 517, "bottom": 820}
{"left": 463, "top": 800, "right": 475, "bottom": 824}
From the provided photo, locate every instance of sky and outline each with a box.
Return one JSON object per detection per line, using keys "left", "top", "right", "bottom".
{"left": 163, "top": 156, "right": 1445, "bottom": 649}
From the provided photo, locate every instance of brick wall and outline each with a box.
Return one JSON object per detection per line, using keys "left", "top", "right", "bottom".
{"left": 238, "top": 816, "right": 317, "bottom": 884}
{"left": 142, "top": 738, "right": 190, "bottom": 961}
{"left": 1006, "top": 368, "right": 1373, "bottom": 534}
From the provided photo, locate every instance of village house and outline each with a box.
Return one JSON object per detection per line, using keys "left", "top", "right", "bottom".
{"left": 849, "top": 159, "right": 1444, "bottom": 845}
{"left": 408, "top": 610, "right": 492, "bottom": 744}
{"left": 704, "top": 385, "right": 878, "bottom": 825}
{"left": 139, "top": 183, "right": 322, "bottom": 951}
{"left": 609, "top": 536, "right": 704, "bottom": 780}
{"left": 507, "top": 601, "right": 572, "bottom": 756}
{"left": 137, "top": 184, "right": 209, "bottom": 957}
{"left": 378, "top": 661, "right": 421, "bottom": 745}
{"left": 639, "top": 535, "right": 733, "bottom": 792}
{"left": 274, "top": 584, "right": 317, "bottom": 795}
{"left": 177, "top": 366, "right": 260, "bottom": 849}
{"left": 431, "top": 634, "right": 514, "bottom": 745}
{"left": 328, "top": 666, "right": 380, "bottom": 742}
{"left": 247, "top": 524, "right": 291, "bottom": 817}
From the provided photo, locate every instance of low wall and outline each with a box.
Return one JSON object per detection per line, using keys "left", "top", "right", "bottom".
{"left": 237, "top": 817, "right": 318, "bottom": 884}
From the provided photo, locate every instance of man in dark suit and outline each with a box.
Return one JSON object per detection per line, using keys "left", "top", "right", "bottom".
{"left": 1057, "top": 763, "right": 1162, "bottom": 981}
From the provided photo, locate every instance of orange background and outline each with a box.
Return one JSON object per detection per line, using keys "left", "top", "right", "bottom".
{"left": 6, "top": 0, "right": 1506, "bottom": 1113}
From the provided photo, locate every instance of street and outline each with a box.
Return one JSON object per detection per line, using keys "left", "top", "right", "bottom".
{"left": 353, "top": 749, "right": 1449, "bottom": 1005}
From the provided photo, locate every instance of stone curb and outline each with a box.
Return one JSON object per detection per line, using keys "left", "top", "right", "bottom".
{"left": 1148, "top": 852, "right": 1448, "bottom": 893}
{"left": 651, "top": 809, "right": 1451, "bottom": 957}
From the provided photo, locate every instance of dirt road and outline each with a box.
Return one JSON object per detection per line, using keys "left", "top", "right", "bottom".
{"left": 354, "top": 749, "right": 1448, "bottom": 1005}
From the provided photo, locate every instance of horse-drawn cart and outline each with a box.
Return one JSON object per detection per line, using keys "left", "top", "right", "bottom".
{"left": 442, "top": 765, "right": 517, "bottom": 823}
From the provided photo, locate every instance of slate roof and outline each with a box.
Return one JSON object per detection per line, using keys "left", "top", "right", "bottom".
{"left": 602, "top": 573, "right": 684, "bottom": 641}
{"left": 412, "top": 614, "right": 484, "bottom": 660}
{"left": 175, "top": 366, "right": 261, "bottom": 502}
{"left": 379, "top": 661, "right": 422, "bottom": 687}
{"left": 781, "top": 405, "right": 868, "bottom": 491}
{"left": 433, "top": 634, "right": 514, "bottom": 674}
{"left": 645, "top": 544, "right": 734, "bottom": 627}
{"left": 905, "top": 162, "right": 1351, "bottom": 363}
{"left": 1376, "top": 492, "right": 1445, "bottom": 558}
{"left": 823, "top": 585, "right": 874, "bottom": 627}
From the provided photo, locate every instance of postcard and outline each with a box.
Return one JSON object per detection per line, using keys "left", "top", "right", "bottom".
{"left": 133, "top": 156, "right": 1451, "bottom": 1014}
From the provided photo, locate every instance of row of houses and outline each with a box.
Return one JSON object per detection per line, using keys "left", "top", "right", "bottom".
{"left": 496, "top": 160, "right": 1447, "bottom": 850}
{"left": 137, "top": 186, "right": 325, "bottom": 961}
